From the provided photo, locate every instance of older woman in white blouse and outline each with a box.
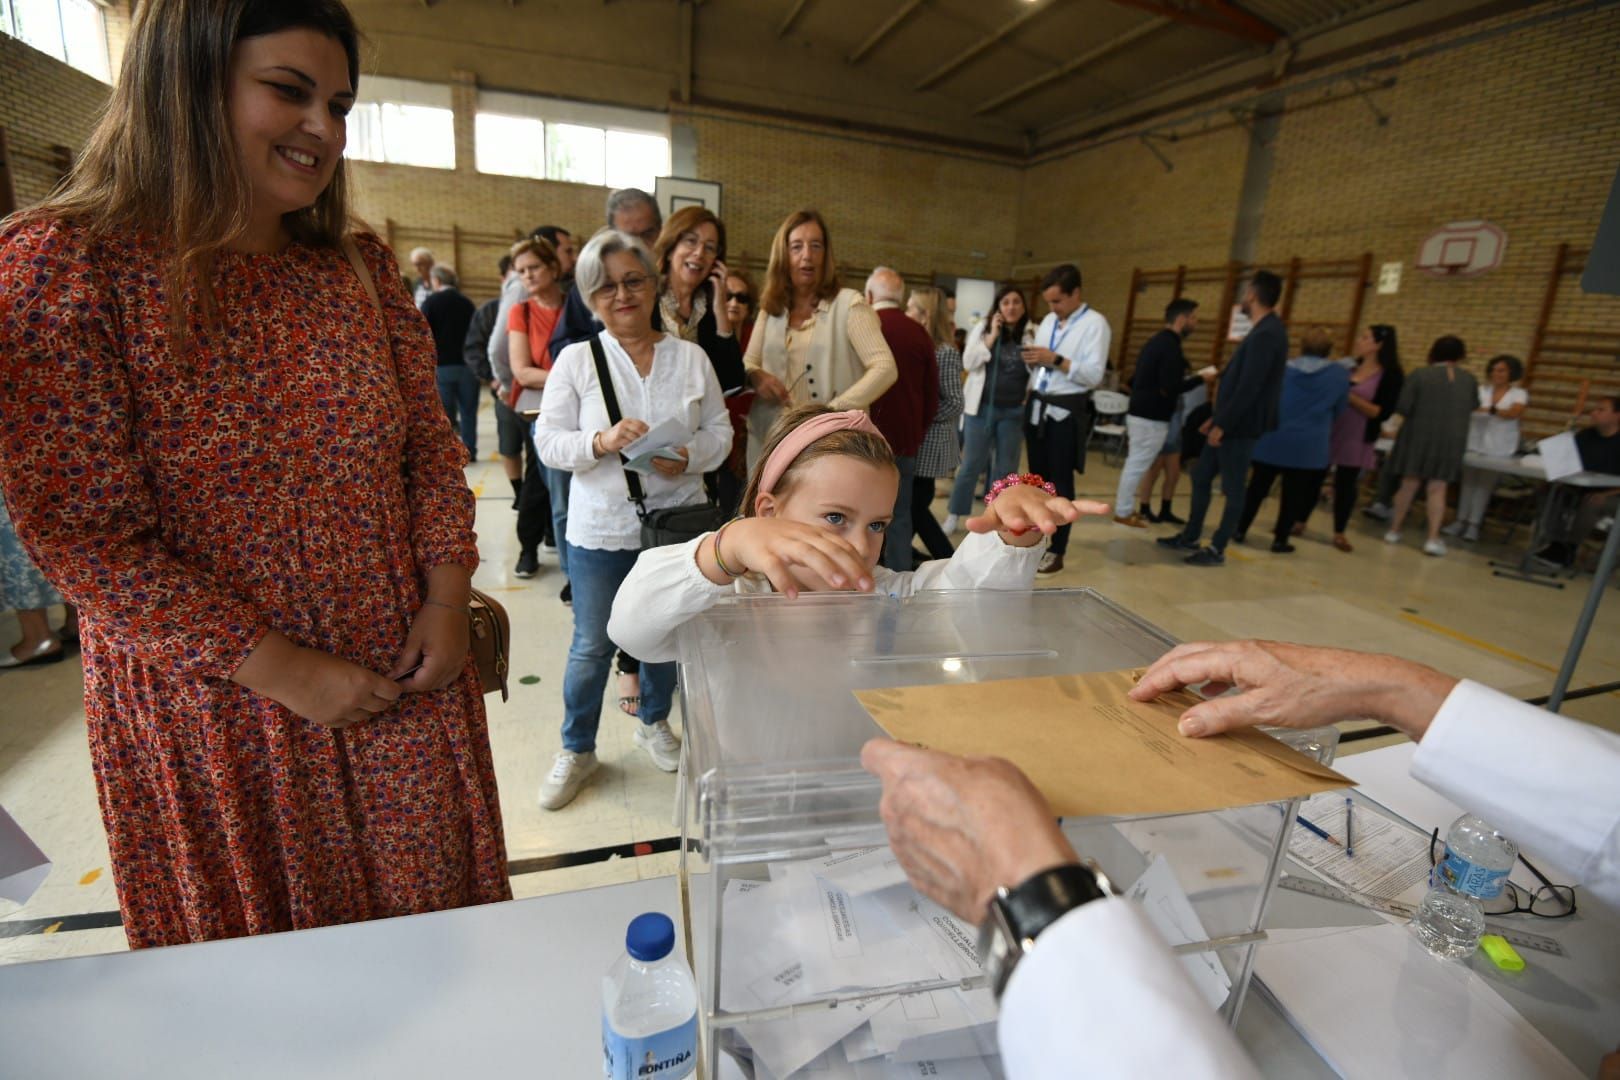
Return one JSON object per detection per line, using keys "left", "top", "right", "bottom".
{"left": 535, "top": 228, "right": 731, "bottom": 810}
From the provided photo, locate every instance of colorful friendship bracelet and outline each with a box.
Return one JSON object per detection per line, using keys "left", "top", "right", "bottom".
{"left": 983, "top": 472, "right": 1058, "bottom": 504}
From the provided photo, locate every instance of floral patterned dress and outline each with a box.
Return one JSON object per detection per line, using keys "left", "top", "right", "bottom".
{"left": 0, "top": 220, "right": 510, "bottom": 947}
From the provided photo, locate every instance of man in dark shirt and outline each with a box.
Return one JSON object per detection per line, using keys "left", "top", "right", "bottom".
{"left": 866, "top": 267, "right": 938, "bottom": 570}
{"left": 1159, "top": 271, "right": 1289, "bottom": 566}
{"left": 421, "top": 265, "right": 479, "bottom": 458}
{"left": 1536, "top": 395, "right": 1620, "bottom": 565}
{"left": 1115, "top": 299, "right": 1206, "bottom": 527}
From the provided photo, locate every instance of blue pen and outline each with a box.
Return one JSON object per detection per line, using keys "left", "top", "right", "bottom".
{"left": 1345, "top": 796, "right": 1355, "bottom": 857}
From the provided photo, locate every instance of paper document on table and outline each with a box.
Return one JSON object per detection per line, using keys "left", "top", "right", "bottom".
{"left": 854, "top": 670, "right": 1352, "bottom": 816}
{"left": 1125, "top": 855, "right": 1232, "bottom": 1009}
{"left": 1287, "top": 792, "right": 1432, "bottom": 910}
{"left": 1255, "top": 923, "right": 1583, "bottom": 1079}
{"left": 619, "top": 417, "right": 690, "bottom": 474}
{"left": 0, "top": 803, "right": 49, "bottom": 906}
{"left": 754, "top": 1040, "right": 1002, "bottom": 1079}
{"left": 1537, "top": 432, "right": 1584, "bottom": 480}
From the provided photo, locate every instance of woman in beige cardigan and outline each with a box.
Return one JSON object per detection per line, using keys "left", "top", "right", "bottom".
{"left": 743, "top": 209, "right": 896, "bottom": 463}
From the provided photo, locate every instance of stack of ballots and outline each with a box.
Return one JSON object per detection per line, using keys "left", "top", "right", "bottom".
{"left": 718, "top": 846, "right": 1002, "bottom": 1079}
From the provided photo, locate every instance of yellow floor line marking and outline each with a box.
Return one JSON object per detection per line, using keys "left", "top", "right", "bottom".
{"left": 471, "top": 479, "right": 485, "bottom": 498}
{"left": 78, "top": 868, "right": 101, "bottom": 886}
{"left": 1398, "top": 612, "right": 1559, "bottom": 675}
{"left": 42, "top": 922, "right": 61, "bottom": 935}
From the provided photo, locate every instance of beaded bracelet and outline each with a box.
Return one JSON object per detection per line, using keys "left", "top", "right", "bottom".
{"left": 711, "top": 518, "right": 743, "bottom": 578}
{"left": 983, "top": 472, "right": 1058, "bottom": 504}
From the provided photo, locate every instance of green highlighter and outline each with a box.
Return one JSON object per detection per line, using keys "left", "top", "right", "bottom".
{"left": 1479, "top": 933, "right": 1525, "bottom": 972}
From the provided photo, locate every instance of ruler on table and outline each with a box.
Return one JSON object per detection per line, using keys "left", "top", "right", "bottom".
{"left": 1277, "top": 874, "right": 1565, "bottom": 956}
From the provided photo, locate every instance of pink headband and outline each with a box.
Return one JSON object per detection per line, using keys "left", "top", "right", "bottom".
{"left": 759, "top": 410, "right": 888, "bottom": 495}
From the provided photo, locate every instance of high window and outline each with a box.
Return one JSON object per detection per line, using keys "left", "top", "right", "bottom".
{"left": 2, "top": 0, "right": 111, "bottom": 82}
{"left": 475, "top": 90, "right": 669, "bottom": 191}
{"left": 347, "top": 76, "right": 455, "bottom": 170}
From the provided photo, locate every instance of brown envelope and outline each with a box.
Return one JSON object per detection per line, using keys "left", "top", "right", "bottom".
{"left": 854, "top": 669, "right": 1352, "bottom": 817}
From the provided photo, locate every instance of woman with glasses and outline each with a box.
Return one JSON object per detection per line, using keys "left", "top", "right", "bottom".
{"left": 743, "top": 209, "right": 896, "bottom": 465}
{"left": 534, "top": 228, "right": 732, "bottom": 811}
{"left": 720, "top": 270, "right": 759, "bottom": 513}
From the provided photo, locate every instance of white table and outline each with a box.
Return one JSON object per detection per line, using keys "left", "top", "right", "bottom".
{"left": 2, "top": 850, "right": 1614, "bottom": 1078}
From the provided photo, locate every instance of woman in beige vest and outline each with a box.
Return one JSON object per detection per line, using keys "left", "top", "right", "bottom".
{"left": 743, "top": 209, "right": 896, "bottom": 463}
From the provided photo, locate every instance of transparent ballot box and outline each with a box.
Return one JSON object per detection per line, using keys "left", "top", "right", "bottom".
{"left": 673, "top": 587, "right": 1338, "bottom": 1079}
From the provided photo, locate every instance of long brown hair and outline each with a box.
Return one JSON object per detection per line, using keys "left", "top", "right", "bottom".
{"left": 652, "top": 205, "right": 727, "bottom": 279}
{"left": 15, "top": 0, "right": 361, "bottom": 342}
{"left": 758, "top": 209, "right": 840, "bottom": 318}
{"left": 908, "top": 286, "right": 954, "bottom": 349}
{"left": 739, "top": 404, "right": 895, "bottom": 516}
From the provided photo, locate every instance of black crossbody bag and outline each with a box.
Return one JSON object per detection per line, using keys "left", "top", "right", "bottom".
{"left": 589, "top": 334, "right": 725, "bottom": 548}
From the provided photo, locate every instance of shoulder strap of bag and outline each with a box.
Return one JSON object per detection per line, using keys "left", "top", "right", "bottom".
{"left": 588, "top": 334, "right": 649, "bottom": 517}
{"left": 340, "top": 235, "right": 384, "bottom": 316}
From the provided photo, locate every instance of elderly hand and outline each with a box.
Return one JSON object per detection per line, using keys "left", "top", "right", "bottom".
{"left": 966, "top": 485, "right": 1109, "bottom": 547}
{"left": 597, "top": 418, "right": 649, "bottom": 456}
{"left": 861, "top": 739, "right": 1080, "bottom": 923}
{"left": 750, "top": 369, "right": 790, "bottom": 405}
{"left": 1129, "top": 640, "right": 1459, "bottom": 741}
{"left": 650, "top": 446, "right": 691, "bottom": 477}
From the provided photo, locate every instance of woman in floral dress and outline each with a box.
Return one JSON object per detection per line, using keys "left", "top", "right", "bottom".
{"left": 0, "top": 0, "right": 509, "bottom": 947}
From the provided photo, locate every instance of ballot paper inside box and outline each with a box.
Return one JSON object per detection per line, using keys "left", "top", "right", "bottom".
{"left": 674, "top": 588, "right": 1340, "bottom": 1080}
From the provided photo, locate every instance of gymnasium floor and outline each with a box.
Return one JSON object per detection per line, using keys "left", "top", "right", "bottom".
{"left": 2, "top": 399, "right": 1615, "bottom": 965}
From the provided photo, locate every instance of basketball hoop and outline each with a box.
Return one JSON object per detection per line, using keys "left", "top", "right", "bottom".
{"left": 1416, "top": 221, "right": 1506, "bottom": 277}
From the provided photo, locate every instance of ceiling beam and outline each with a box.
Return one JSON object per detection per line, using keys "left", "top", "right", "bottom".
{"left": 913, "top": 1, "right": 1058, "bottom": 92}
{"left": 678, "top": 0, "right": 695, "bottom": 103}
{"left": 778, "top": 0, "right": 814, "bottom": 37}
{"left": 1108, "top": 0, "right": 1283, "bottom": 44}
{"left": 1189, "top": 0, "right": 1284, "bottom": 44}
{"left": 848, "top": 0, "right": 928, "bottom": 65}
{"left": 974, "top": 17, "right": 1169, "bottom": 115}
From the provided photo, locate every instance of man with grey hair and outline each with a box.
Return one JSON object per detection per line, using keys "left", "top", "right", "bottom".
{"left": 866, "top": 266, "right": 938, "bottom": 570}
{"left": 549, "top": 188, "right": 663, "bottom": 358}
{"left": 421, "top": 263, "right": 479, "bottom": 458}
{"left": 409, "top": 246, "right": 435, "bottom": 309}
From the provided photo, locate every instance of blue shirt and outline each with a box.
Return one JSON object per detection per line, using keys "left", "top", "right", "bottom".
{"left": 1252, "top": 357, "right": 1351, "bottom": 470}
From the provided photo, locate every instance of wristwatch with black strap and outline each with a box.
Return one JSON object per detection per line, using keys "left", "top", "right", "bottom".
{"left": 977, "top": 859, "right": 1118, "bottom": 1000}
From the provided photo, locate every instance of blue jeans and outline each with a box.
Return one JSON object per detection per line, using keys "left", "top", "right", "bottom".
{"left": 435, "top": 365, "right": 480, "bottom": 457}
{"left": 949, "top": 405, "right": 1024, "bottom": 516}
{"left": 546, "top": 464, "right": 572, "bottom": 579}
{"left": 884, "top": 454, "right": 918, "bottom": 570}
{"left": 561, "top": 546, "right": 675, "bottom": 753}
{"left": 1180, "top": 437, "right": 1258, "bottom": 553}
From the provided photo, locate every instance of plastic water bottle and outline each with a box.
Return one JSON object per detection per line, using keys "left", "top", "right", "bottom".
{"left": 1411, "top": 813, "right": 1517, "bottom": 960}
{"left": 602, "top": 912, "right": 698, "bottom": 1079}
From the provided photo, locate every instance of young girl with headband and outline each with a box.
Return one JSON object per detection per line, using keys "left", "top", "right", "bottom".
{"left": 609, "top": 404, "right": 1109, "bottom": 662}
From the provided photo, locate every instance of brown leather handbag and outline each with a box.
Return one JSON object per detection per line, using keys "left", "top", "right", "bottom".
{"left": 341, "top": 236, "right": 513, "bottom": 703}
{"left": 468, "top": 588, "right": 511, "bottom": 702}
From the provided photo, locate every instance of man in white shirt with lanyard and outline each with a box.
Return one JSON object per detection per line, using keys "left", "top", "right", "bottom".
{"left": 862, "top": 639, "right": 1620, "bottom": 1078}
{"left": 1022, "top": 264, "right": 1111, "bottom": 575}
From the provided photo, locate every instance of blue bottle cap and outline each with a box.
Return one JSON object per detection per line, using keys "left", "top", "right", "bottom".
{"left": 626, "top": 912, "right": 675, "bottom": 962}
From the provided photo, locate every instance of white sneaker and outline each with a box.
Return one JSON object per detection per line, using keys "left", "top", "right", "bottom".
{"left": 1363, "top": 503, "right": 1392, "bottom": 522}
{"left": 1440, "top": 520, "right": 1465, "bottom": 538}
{"left": 1383, "top": 530, "right": 1401, "bottom": 544}
{"left": 942, "top": 514, "right": 960, "bottom": 534}
{"left": 1423, "top": 539, "right": 1447, "bottom": 557}
{"left": 538, "top": 750, "right": 598, "bottom": 810}
{"left": 1462, "top": 524, "right": 1481, "bottom": 543}
{"left": 635, "top": 720, "right": 682, "bottom": 773}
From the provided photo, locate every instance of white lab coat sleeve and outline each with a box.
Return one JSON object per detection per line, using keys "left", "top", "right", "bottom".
{"left": 962, "top": 321, "right": 993, "bottom": 374}
{"left": 1062, "top": 313, "right": 1111, "bottom": 391}
{"left": 1411, "top": 679, "right": 1620, "bottom": 907}
{"left": 999, "top": 898, "right": 1260, "bottom": 1079}
{"left": 897, "top": 529, "right": 1045, "bottom": 594}
{"left": 607, "top": 536, "right": 733, "bottom": 663}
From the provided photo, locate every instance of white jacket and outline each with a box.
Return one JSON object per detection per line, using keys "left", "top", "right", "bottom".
{"left": 608, "top": 528, "right": 1046, "bottom": 663}
{"left": 962, "top": 318, "right": 1036, "bottom": 417}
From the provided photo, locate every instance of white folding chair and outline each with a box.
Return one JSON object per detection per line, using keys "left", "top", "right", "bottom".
{"left": 1090, "top": 389, "right": 1130, "bottom": 467}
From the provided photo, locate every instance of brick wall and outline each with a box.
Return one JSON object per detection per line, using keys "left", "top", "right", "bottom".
{"left": 0, "top": 35, "right": 109, "bottom": 210}
{"left": 1257, "top": 0, "right": 1620, "bottom": 435}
